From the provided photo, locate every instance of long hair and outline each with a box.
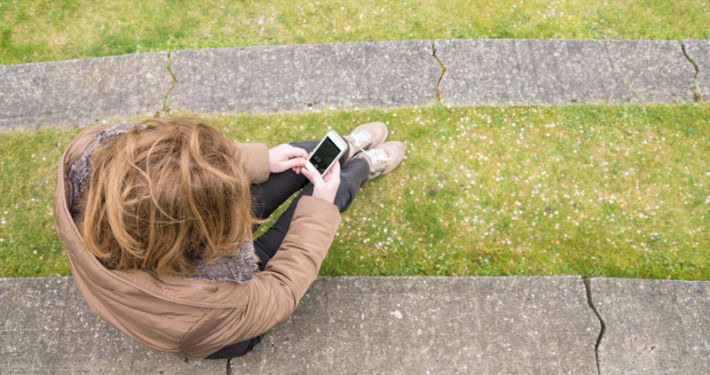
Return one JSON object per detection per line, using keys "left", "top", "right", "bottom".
{"left": 77, "top": 118, "right": 256, "bottom": 277}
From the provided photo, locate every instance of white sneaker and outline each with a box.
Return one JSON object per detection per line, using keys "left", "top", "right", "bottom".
{"left": 343, "top": 122, "right": 388, "bottom": 157}
{"left": 355, "top": 141, "right": 406, "bottom": 180}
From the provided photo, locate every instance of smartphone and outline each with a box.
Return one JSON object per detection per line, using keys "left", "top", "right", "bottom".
{"left": 305, "top": 130, "right": 347, "bottom": 176}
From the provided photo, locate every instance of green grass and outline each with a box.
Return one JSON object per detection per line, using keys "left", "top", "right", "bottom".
{"left": 1, "top": 0, "right": 709, "bottom": 65}
{"left": 1, "top": 103, "right": 709, "bottom": 280}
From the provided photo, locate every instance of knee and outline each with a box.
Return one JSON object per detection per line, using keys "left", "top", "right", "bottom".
{"left": 289, "top": 140, "right": 319, "bottom": 153}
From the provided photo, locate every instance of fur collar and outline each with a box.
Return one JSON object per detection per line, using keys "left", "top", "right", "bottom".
{"left": 185, "top": 242, "right": 259, "bottom": 284}
{"left": 67, "top": 122, "right": 141, "bottom": 219}
{"left": 68, "top": 123, "right": 259, "bottom": 285}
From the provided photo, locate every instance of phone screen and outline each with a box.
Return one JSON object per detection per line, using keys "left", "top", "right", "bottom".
{"left": 308, "top": 137, "right": 342, "bottom": 174}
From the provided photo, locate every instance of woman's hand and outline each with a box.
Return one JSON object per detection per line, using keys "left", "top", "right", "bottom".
{"left": 301, "top": 162, "right": 341, "bottom": 204}
{"left": 268, "top": 144, "right": 309, "bottom": 174}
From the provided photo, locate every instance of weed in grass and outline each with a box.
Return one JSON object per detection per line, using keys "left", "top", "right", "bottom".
{"left": 1, "top": 104, "right": 708, "bottom": 280}
{"left": 1, "top": 0, "right": 709, "bottom": 65}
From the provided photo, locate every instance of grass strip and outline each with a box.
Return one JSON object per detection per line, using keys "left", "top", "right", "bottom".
{"left": 1, "top": 103, "right": 709, "bottom": 280}
{"left": 2, "top": 0, "right": 709, "bottom": 65}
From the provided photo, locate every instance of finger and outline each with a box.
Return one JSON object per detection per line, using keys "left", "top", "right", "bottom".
{"left": 323, "top": 161, "right": 341, "bottom": 183}
{"left": 301, "top": 168, "right": 324, "bottom": 186}
{"left": 287, "top": 146, "right": 309, "bottom": 159}
{"left": 281, "top": 158, "right": 306, "bottom": 170}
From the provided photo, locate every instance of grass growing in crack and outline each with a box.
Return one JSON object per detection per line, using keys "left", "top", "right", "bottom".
{"left": 0, "top": 104, "right": 709, "bottom": 279}
{"left": 1, "top": 0, "right": 709, "bottom": 65}
{"left": 682, "top": 42, "right": 703, "bottom": 103}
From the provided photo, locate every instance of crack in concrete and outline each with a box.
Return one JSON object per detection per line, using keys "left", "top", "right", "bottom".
{"left": 680, "top": 41, "right": 702, "bottom": 102}
{"left": 431, "top": 40, "right": 448, "bottom": 104}
{"left": 226, "top": 358, "right": 232, "bottom": 375}
{"left": 163, "top": 50, "right": 177, "bottom": 114}
{"left": 583, "top": 278, "right": 606, "bottom": 375}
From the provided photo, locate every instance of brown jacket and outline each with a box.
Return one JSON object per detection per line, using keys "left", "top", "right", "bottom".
{"left": 53, "top": 124, "right": 341, "bottom": 361}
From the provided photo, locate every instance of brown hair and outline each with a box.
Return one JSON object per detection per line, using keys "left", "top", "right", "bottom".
{"left": 77, "top": 118, "right": 256, "bottom": 277}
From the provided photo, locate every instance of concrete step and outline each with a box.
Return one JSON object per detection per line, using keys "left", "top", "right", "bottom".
{"left": 590, "top": 278, "right": 710, "bottom": 374}
{"left": 1, "top": 276, "right": 709, "bottom": 374}
{"left": 2, "top": 39, "right": 708, "bottom": 133}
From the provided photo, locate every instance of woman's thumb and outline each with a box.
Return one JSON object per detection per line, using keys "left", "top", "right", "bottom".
{"left": 301, "top": 167, "right": 324, "bottom": 186}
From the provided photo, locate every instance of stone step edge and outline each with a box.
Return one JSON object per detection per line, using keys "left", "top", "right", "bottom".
{"left": 1, "top": 39, "right": 708, "bottom": 133}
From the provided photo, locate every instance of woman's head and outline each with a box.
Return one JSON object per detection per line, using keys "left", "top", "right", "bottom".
{"left": 78, "top": 118, "right": 255, "bottom": 277}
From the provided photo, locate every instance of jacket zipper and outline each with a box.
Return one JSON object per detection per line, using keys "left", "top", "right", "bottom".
{"left": 146, "top": 271, "right": 218, "bottom": 292}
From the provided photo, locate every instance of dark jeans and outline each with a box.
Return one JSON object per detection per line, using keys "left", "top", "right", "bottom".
{"left": 205, "top": 140, "right": 369, "bottom": 359}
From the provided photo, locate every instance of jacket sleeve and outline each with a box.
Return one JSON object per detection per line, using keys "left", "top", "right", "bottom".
{"left": 201, "top": 196, "right": 341, "bottom": 343}
{"left": 235, "top": 143, "right": 270, "bottom": 184}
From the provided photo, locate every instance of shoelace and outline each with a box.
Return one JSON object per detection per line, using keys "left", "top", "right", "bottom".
{"left": 347, "top": 129, "right": 372, "bottom": 147}
{"left": 360, "top": 148, "right": 392, "bottom": 170}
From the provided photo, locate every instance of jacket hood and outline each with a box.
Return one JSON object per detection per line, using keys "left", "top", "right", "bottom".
{"left": 66, "top": 122, "right": 259, "bottom": 285}
{"left": 54, "top": 123, "right": 341, "bottom": 361}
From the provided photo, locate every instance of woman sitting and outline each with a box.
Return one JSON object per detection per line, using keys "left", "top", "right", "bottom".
{"left": 53, "top": 118, "right": 404, "bottom": 360}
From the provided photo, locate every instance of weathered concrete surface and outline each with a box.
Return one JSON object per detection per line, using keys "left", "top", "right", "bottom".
{"left": 0, "top": 276, "right": 599, "bottom": 374}
{"left": 605, "top": 40, "right": 696, "bottom": 104}
{"left": 233, "top": 276, "right": 599, "bottom": 374}
{"left": 0, "top": 277, "right": 226, "bottom": 374}
{"left": 436, "top": 39, "right": 695, "bottom": 106}
{"left": 1, "top": 39, "right": 702, "bottom": 133}
{"left": 590, "top": 278, "right": 710, "bottom": 374}
{"left": 0, "top": 53, "right": 173, "bottom": 132}
{"left": 168, "top": 41, "right": 440, "bottom": 114}
{"left": 683, "top": 39, "right": 710, "bottom": 101}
